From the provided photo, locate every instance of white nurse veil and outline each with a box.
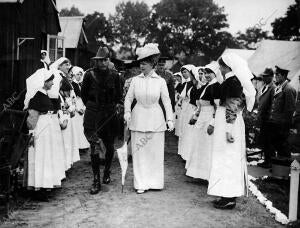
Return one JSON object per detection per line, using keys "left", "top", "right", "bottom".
{"left": 221, "top": 53, "right": 256, "bottom": 112}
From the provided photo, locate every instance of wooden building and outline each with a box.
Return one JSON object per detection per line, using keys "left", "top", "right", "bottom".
{"left": 0, "top": 0, "right": 61, "bottom": 107}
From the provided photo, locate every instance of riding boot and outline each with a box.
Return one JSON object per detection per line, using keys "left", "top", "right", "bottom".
{"left": 103, "top": 140, "right": 114, "bottom": 184}
{"left": 90, "top": 154, "right": 101, "bottom": 194}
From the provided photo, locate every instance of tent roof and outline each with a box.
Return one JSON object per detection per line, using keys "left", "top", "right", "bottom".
{"left": 58, "top": 16, "right": 88, "bottom": 48}
{"left": 221, "top": 48, "right": 255, "bottom": 61}
{"left": 248, "top": 40, "right": 300, "bottom": 87}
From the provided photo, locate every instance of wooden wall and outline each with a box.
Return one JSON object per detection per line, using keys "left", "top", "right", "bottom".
{"left": 0, "top": 0, "right": 60, "bottom": 107}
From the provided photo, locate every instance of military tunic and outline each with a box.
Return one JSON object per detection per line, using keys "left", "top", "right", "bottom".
{"left": 265, "top": 80, "right": 297, "bottom": 160}
{"left": 81, "top": 67, "right": 123, "bottom": 141}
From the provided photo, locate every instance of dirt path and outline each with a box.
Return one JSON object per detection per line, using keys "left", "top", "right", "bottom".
{"left": 1, "top": 133, "right": 282, "bottom": 228}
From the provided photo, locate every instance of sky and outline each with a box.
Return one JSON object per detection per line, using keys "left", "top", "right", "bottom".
{"left": 56, "top": 0, "right": 295, "bottom": 35}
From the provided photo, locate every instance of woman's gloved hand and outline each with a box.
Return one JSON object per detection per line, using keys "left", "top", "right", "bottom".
{"left": 167, "top": 120, "right": 174, "bottom": 131}
{"left": 124, "top": 112, "right": 131, "bottom": 123}
{"left": 226, "top": 132, "right": 234, "bottom": 143}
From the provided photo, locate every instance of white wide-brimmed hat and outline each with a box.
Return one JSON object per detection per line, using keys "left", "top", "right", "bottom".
{"left": 136, "top": 43, "right": 160, "bottom": 61}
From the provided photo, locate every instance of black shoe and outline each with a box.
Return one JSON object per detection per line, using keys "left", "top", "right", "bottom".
{"left": 103, "top": 172, "right": 111, "bottom": 184}
{"left": 213, "top": 198, "right": 236, "bottom": 210}
{"left": 33, "top": 190, "right": 49, "bottom": 202}
{"left": 212, "top": 198, "right": 221, "bottom": 205}
{"left": 258, "top": 162, "right": 271, "bottom": 169}
{"left": 90, "top": 177, "right": 101, "bottom": 195}
{"left": 90, "top": 154, "right": 101, "bottom": 194}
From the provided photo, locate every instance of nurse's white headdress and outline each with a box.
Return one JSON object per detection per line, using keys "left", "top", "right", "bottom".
{"left": 24, "top": 69, "right": 53, "bottom": 109}
{"left": 220, "top": 53, "right": 256, "bottom": 111}
{"left": 204, "top": 61, "right": 223, "bottom": 83}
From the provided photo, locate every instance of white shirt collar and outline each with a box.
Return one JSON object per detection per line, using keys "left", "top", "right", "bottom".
{"left": 138, "top": 70, "right": 160, "bottom": 78}
{"left": 225, "top": 71, "right": 235, "bottom": 79}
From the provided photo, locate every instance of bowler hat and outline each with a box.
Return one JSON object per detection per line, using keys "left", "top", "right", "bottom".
{"left": 260, "top": 68, "right": 274, "bottom": 77}
{"left": 275, "top": 65, "right": 289, "bottom": 78}
{"left": 92, "top": 46, "right": 110, "bottom": 59}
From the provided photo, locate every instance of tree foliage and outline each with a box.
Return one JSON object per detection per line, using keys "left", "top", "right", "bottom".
{"left": 84, "top": 12, "right": 114, "bottom": 53}
{"left": 146, "top": 0, "right": 238, "bottom": 59}
{"left": 271, "top": 0, "right": 300, "bottom": 41}
{"left": 109, "top": 1, "right": 151, "bottom": 57}
{"left": 236, "top": 27, "right": 271, "bottom": 49}
{"left": 59, "top": 5, "right": 84, "bottom": 17}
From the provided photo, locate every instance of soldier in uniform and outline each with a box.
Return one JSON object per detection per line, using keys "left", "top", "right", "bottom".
{"left": 81, "top": 47, "right": 123, "bottom": 194}
{"left": 156, "top": 57, "right": 176, "bottom": 113}
{"left": 256, "top": 68, "right": 275, "bottom": 168}
{"left": 263, "top": 66, "right": 297, "bottom": 168}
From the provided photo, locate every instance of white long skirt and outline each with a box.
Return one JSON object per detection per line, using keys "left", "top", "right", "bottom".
{"left": 131, "top": 131, "right": 165, "bottom": 190}
{"left": 28, "top": 114, "right": 63, "bottom": 189}
{"left": 177, "top": 103, "right": 197, "bottom": 159}
{"left": 176, "top": 98, "right": 189, "bottom": 137}
{"left": 207, "top": 106, "right": 248, "bottom": 198}
{"left": 185, "top": 106, "right": 214, "bottom": 180}
{"left": 72, "top": 112, "right": 89, "bottom": 149}
{"left": 62, "top": 117, "right": 80, "bottom": 169}
{"left": 50, "top": 115, "right": 67, "bottom": 184}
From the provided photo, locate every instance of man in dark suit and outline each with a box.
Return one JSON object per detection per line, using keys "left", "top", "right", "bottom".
{"left": 262, "top": 66, "right": 297, "bottom": 168}
{"left": 257, "top": 68, "right": 275, "bottom": 168}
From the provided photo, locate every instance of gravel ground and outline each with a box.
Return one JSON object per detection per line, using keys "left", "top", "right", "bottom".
{"left": 1, "top": 133, "right": 283, "bottom": 228}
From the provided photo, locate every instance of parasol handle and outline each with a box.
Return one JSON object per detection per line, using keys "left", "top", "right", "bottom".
{"left": 124, "top": 122, "right": 131, "bottom": 145}
{"left": 121, "top": 184, "right": 124, "bottom": 193}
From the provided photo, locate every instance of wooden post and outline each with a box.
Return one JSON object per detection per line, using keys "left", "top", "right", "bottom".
{"left": 289, "top": 160, "right": 300, "bottom": 222}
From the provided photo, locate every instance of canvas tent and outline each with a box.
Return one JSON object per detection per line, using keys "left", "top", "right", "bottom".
{"left": 59, "top": 16, "right": 91, "bottom": 68}
{"left": 248, "top": 39, "right": 300, "bottom": 90}
{"left": 221, "top": 48, "right": 255, "bottom": 61}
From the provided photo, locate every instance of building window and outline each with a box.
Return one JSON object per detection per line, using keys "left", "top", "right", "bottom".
{"left": 47, "top": 35, "right": 65, "bottom": 63}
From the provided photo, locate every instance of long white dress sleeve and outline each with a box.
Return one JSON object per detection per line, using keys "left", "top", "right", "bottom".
{"left": 124, "top": 77, "right": 135, "bottom": 114}
{"left": 124, "top": 71, "right": 173, "bottom": 132}
{"left": 160, "top": 79, "right": 173, "bottom": 122}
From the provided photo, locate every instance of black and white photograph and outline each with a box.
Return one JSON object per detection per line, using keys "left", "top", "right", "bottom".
{"left": 0, "top": 0, "right": 300, "bottom": 227}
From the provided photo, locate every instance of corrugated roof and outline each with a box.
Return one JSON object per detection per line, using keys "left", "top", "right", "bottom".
{"left": 248, "top": 39, "right": 300, "bottom": 89}
{"left": 222, "top": 48, "right": 255, "bottom": 61}
{"left": 58, "top": 16, "right": 88, "bottom": 48}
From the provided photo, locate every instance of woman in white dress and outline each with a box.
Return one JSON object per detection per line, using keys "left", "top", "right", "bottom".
{"left": 47, "top": 57, "right": 74, "bottom": 177}
{"left": 185, "top": 62, "right": 221, "bottom": 180}
{"left": 175, "top": 65, "right": 193, "bottom": 139}
{"left": 177, "top": 65, "right": 201, "bottom": 160}
{"left": 70, "top": 66, "right": 90, "bottom": 151}
{"left": 25, "top": 69, "right": 62, "bottom": 199}
{"left": 59, "top": 79, "right": 80, "bottom": 168}
{"left": 174, "top": 72, "right": 184, "bottom": 136}
{"left": 207, "top": 53, "right": 256, "bottom": 209}
{"left": 124, "top": 43, "right": 174, "bottom": 194}
{"left": 178, "top": 66, "right": 205, "bottom": 161}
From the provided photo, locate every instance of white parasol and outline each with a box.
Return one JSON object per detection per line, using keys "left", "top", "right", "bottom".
{"left": 116, "top": 123, "right": 130, "bottom": 193}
